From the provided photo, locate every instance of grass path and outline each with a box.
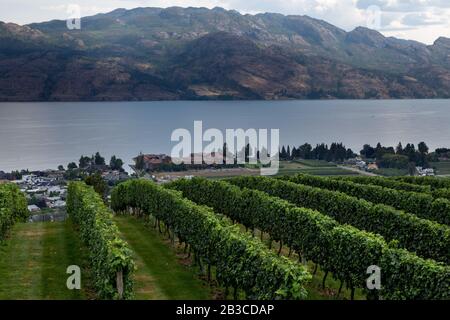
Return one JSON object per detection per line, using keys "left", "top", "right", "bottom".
{"left": 0, "top": 221, "right": 91, "bottom": 300}
{"left": 114, "top": 215, "right": 211, "bottom": 300}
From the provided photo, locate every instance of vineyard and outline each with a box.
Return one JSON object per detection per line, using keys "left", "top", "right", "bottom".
{"left": 109, "top": 174, "right": 450, "bottom": 300}
{"left": 1, "top": 175, "right": 450, "bottom": 300}
{"left": 0, "top": 183, "right": 28, "bottom": 241}
{"left": 167, "top": 177, "right": 450, "bottom": 299}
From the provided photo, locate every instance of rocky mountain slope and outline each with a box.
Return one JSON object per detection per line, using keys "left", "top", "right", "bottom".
{"left": 0, "top": 6, "right": 449, "bottom": 101}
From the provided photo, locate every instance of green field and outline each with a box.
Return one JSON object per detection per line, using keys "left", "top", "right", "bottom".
{"left": 0, "top": 221, "right": 92, "bottom": 300}
{"left": 369, "top": 168, "right": 408, "bottom": 177}
{"left": 114, "top": 215, "right": 212, "bottom": 300}
{"left": 431, "top": 161, "right": 450, "bottom": 175}
{"left": 277, "top": 160, "right": 358, "bottom": 176}
{"left": 293, "top": 160, "right": 337, "bottom": 167}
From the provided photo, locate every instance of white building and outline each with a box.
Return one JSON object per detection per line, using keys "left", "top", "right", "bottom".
{"left": 27, "top": 205, "right": 40, "bottom": 212}
{"left": 416, "top": 167, "right": 435, "bottom": 176}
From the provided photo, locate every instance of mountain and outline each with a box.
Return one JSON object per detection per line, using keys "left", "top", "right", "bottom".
{"left": 1, "top": 6, "right": 450, "bottom": 101}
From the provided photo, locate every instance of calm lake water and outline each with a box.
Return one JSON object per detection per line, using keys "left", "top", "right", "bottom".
{"left": 1, "top": 99, "right": 450, "bottom": 172}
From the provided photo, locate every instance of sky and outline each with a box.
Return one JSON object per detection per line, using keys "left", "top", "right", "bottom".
{"left": 0, "top": 0, "right": 449, "bottom": 44}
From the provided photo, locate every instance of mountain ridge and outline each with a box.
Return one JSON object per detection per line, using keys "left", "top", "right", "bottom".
{"left": 1, "top": 6, "right": 450, "bottom": 101}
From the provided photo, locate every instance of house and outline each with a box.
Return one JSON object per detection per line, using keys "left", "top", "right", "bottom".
{"left": 44, "top": 170, "right": 65, "bottom": 181}
{"left": 102, "top": 170, "right": 129, "bottom": 183}
{"left": 47, "top": 199, "right": 66, "bottom": 209}
{"left": 133, "top": 154, "right": 172, "bottom": 171}
{"left": 47, "top": 185, "right": 66, "bottom": 196}
{"left": 27, "top": 205, "right": 40, "bottom": 213}
{"left": 367, "top": 163, "right": 379, "bottom": 170}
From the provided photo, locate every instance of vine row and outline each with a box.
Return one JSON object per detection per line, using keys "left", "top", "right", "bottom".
{"left": 0, "top": 183, "right": 28, "bottom": 240}
{"left": 284, "top": 174, "right": 450, "bottom": 226}
{"left": 111, "top": 179, "right": 311, "bottom": 300}
{"left": 67, "top": 182, "right": 135, "bottom": 299}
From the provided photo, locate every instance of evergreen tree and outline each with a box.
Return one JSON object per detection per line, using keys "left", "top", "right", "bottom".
{"left": 94, "top": 152, "right": 106, "bottom": 166}
{"left": 396, "top": 142, "right": 403, "bottom": 154}
{"left": 280, "top": 146, "right": 287, "bottom": 160}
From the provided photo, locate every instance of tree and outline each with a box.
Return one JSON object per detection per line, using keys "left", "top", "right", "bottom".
{"left": 408, "top": 162, "right": 417, "bottom": 176}
{"left": 313, "top": 143, "right": 329, "bottom": 160}
{"left": 404, "top": 144, "right": 417, "bottom": 162}
{"left": 418, "top": 142, "right": 429, "bottom": 155}
{"left": 109, "top": 155, "right": 124, "bottom": 171}
{"left": 280, "top": 146, "right": 288, "bottom": 160}
{"left": 223, "top": 142, "right": 229, "bottom": 164}
{"left": 375, "top": 143, "right": 383, "bottom": 159}
{"left": 135, "top": 153, "right": 145, "bottom": 171}
{"left": 245, "top": 143, "right": 251, "bottom": 163}
{"left": 79, "top": 156, "right": 91, "bottom": 169}
{"left": 396, "top": 142, "right": 403, "bottom": 154}
{"left": 377, "top": 154, "right": 409, "bottom": 169}
{"left": 346, "top": 148, "right": 356, "bottom": 159}
{"left": 85, "top": 173, "right": 108, "bottom": 199}
{"left": 94, "top": 152, "right": 106, "bottom": 166}
{"left": 291, "top": 147, "right": 297, "bottom": 159}
{"left": 58, "top": 165, "right": 65, "bottom": 171}
{"left": 10, "top": 171, "right": 22, "bottom": 180}
{"left": 360, "top": 144, "right": 376, "bottom": 159}
{"left": 297, "top": 143, "right": 313, "bottom": 159}
{"left": 68, "top": 162, "right": 78, "bottom": 170}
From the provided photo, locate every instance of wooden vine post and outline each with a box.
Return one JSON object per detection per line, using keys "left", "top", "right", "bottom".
{"left": 117, "top": 270, "right": 124, "bottom": 299}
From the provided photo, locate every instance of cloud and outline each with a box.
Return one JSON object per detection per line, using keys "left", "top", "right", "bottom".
{"left": 402, "top": 12, "right": 443, "bottom": 26}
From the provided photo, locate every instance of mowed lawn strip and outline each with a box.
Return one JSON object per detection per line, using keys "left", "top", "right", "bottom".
{"left": 40, "top": 220, "right": 90, "bottom": 299}
{"left": 0, "top": 221, "right": 91, "bottom": 300}
{"left": 114, "top": 215, "right": 211, "bottom": 300}
{"left": 0, "top": 222, "right": 44, "bottom": 299}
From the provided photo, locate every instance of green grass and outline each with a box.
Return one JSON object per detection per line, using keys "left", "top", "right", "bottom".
{"left": 277, "top": 161, "right": 358, "bottom": 176}
{"left": 279, "top": 168, "right": 359, "bottom": 176}
{"left": 431, "top": 161, "right": 450, "bottom": 175}
{"left": 113, "top": 215, "right": 212, "bottom": 300}
{"left": 293, "top": 160, "right": 337, "bottom": 168}
{"left": 0, "top": 221, "right": 92, "bottom": 300}
{"left": 371, "top": 168, "right": 409, "bottom": 177}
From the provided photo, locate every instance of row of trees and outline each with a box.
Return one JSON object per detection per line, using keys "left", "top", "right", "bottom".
{"left": 57, "top": 152, "right": 124, "bottom": 173}
{"left": 78, "top": 153, "right": 124, "bottom": 171}
{"left": 280, "top": 143, "right": 356, "bottom": 162}
{"left": 278, "top": 141, "right": 442, "bottom": 169}
{"left": 361, "top": 142, "right": 431, "bottom": 170}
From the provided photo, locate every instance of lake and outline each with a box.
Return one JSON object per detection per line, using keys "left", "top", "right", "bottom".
{"left": 1, "top": 99, "right": 450, "bottom": 172}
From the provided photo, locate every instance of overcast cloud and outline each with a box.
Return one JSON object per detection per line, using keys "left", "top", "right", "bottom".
{"left": 0, "top": 0, "right": 449, "bottom": 44}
